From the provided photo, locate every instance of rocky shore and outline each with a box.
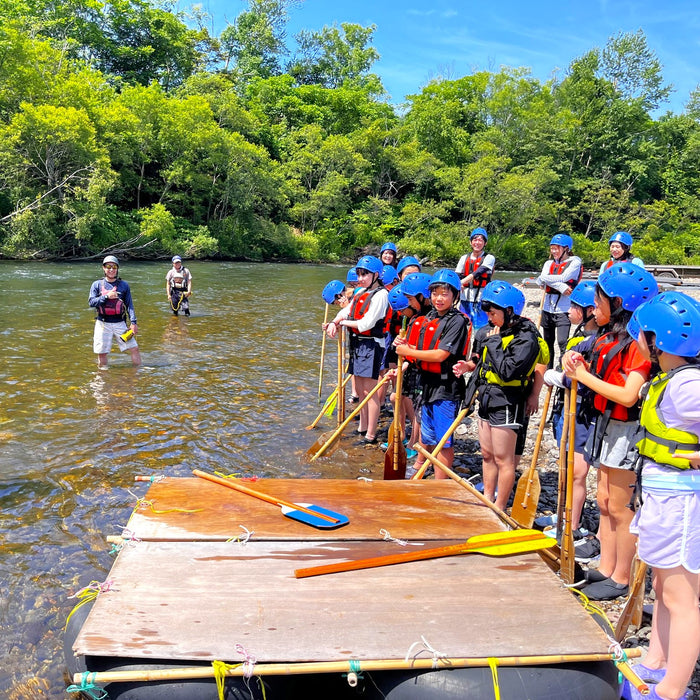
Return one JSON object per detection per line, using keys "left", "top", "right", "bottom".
{"left": 447, "top": 278, "right": 700, "bottom": 698}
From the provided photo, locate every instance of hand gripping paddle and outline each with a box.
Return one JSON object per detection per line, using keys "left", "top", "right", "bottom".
{"left": 193, "top": 469, "right": 349, "bottom": 530}
{"left": 295, "top": 528, "right": 555, "bottom": 578}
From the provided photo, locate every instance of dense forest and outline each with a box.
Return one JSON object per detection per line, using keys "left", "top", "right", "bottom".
{"left": 1, "top": 0, "right": 699, "bottom": 268}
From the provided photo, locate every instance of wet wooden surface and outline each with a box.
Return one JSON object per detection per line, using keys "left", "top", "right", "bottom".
{"left": 125, "top": 478, "right": 498, "bottom": 541}
{"left": 74, "top": 479, "right": 614, "bottom": 664}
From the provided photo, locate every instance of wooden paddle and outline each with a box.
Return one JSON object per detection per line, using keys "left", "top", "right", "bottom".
{"left": 614, "top": 554, "right": 648, "bottom": 642}
{"left": 413, "top": 444, "right": 563, "bottom": 575}
{"left": 384, "top": 321, "right": 407, "bottom": 480}
{"left": 295, "top": 529, "right": 555, "bottom": 578}
{"left": 555, "top": 387, "right": 570, "bottom": 544}
{"left": 306, "top": 375, "right": 352, "bottom": 430}
{"left": 337, "top": 325, "right": 346, "bottom": 424}
{"left": 318, "top": 303, "right": 329, "bottom": 402}
{"left": 308, "top": 374, "right": 393, "bottom": 461}
{"left": 511, "top": 384, "right": 552, "bottom": 528}
{"left": 192, "top": 470, "right": 349, "bottom": 529}
{"left": 560, "top": 380, "right": 578, "bottom": 584}
{"left": 410, "top": 407, "right": 470, "bottom": 480}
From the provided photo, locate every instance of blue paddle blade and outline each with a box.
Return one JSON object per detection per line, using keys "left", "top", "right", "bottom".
{"left": 280, "top": 503, "right": 349, "bottom": 529}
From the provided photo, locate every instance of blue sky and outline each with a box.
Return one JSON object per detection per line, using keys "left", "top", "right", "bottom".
{"left": 190, "top": 0, "right": 699, "bottom": 114}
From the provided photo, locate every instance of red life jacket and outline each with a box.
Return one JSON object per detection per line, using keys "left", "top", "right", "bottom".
{"left": 465, "top": 254, "right": 491, "bottom": 288}
{"left": 99, "top": 281, "right": 125, "bottom": 317}
{"left": 544, "top": 259, "right": 582, "bottom": 295}
{"left": 383, "top": 308, "right": 403, "bottom": 337}
{"left": 604, "top": 259, "right": 615, "bottom": 271}
{"left": 406, "top": 311, "right": 471, "bottom": 373}
{"left": 348, "top": 288, "right": 386, "bottom": 338}
{"left": 589, "top": 332, "right": 639, "bottom": 421}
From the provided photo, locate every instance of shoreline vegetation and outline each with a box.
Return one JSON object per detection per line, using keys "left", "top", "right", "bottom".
{"left": 0, "top": 2, "right": 700, "bottom": 267}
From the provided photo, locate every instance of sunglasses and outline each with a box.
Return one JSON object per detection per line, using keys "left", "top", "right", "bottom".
{"left": 103, "top": 264, "right": 118, "bottom": 270}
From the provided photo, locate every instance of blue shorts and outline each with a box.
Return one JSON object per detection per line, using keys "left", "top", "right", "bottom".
{"left": 421, "top": 399, "right": 460, "bottom": 449}
{"left": 348, "top": 336, "right": 383, "bottom": 379}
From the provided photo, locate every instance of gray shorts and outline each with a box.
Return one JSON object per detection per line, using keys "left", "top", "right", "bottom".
{"left": 93, "top": 319, "right": 138, "bottom": 354}
{"left": 584, "top": 418, "right": 639, "bottom": 470}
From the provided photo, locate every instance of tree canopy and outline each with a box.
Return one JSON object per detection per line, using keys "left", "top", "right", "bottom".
{"left": 0, "top": 0, "right": 699, "bottom": 268}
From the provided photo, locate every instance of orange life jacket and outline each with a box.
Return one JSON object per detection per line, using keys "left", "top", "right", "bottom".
{"left": 348, "top": 288, "right": 386, "bottom": 338}
{"left": 590, "top": 332, "right": 639, "bottom": 422}
{"left": 465, "top": 254, "right": 491, "bottom": 288}
{"left": 544, "top": 259, "right": 582, "bottom": 295}
{"left": 406, "top": 311, "right": 471, "bottom": 373}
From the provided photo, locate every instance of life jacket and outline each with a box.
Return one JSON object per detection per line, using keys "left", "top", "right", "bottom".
{"left": 465, "top": 254, "right": 492, "bottom": 288}
{"left": 383, "top": 308, "right": 403, "bottom": 337}
{"left": 479, "top": 329, "right": 549, "bottom": 387}
{"left": 406, "top": 310, "right": 470, "bottom": 374}
{"left": 348, "top": 288, "right": 386, "bottom": 338}
{"left": 99, "top": 281, "right": 125, "bottom": 317}
{"left": 589, "top": 332, "right": 639, "bottom": 421}
{"left": 544, "top": 258, "right": 582, "bottom": 295}
{"left": 636, "top": 366, "right": 700, "bottom": 470}
{"left": 169, "top": 268, "right": 189, "bottom": 291}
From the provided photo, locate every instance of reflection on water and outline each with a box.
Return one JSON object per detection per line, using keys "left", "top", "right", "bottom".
{"left": 0, "top": 260, "right": 525, "bottom": 697}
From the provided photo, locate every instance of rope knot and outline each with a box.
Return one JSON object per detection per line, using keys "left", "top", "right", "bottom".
{"left": 66, "top": 672, "right": 108, "bottom": 699}
{"left": 405, "top": 635, "right": 448, "bottom": 668}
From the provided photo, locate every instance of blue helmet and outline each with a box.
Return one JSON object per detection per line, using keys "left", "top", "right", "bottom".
{"left": 597, "top": 262, "right": 658, "bottom": 312}
{"left": 429, "top": 268, "right": 461, "bottom": 295}
{"left": 346, "top": 267, "right": 358, "bottom": 283}
{"left": 171, "top": 255, "right": 182, "bottom": 263}
{"left": 397, "top": 256, "right": 422, "bottom": 277}
{"left": 388, "top": 284, "right": 410, "bottom": 312}
{"left": 627, "top": 307, "right": 642, "bottom": 342}
{"left": 381, "top": 265, "right": 399, "bottom": 285}
{"left": 470, "top": 227, "right": 488, "bottom": 242}
{"left": 322, "top": 279, "right": 345, "bottom": 304}
{"left": 355, "top": 255, "right": 383, "bottom": 276}
{"left": 380, "top": 241, "right": 397, "bottom": 254}
{"left": 632, "top": 291, "right": 700, "bottom": 357}
{"left": 569, "top": 280, "right": 596, "bottom": 309}
{"left": 402, "top": 272, "right": 432, "bottom": 299}
{"left": 481, "top": 280, "right": 525, "bottom": 316}
{"left": 609, "top": 231, "right": 633, "bottom": 248}
{"left": 550, "top": 233, "right": 573, "bottom": 250}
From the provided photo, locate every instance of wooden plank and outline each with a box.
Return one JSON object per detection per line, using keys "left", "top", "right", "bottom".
{"left": 74, "top": 540, "right": 611, "bottom": 663}
{"left": 125, "top": 478, "right": 496, "bottom": 541}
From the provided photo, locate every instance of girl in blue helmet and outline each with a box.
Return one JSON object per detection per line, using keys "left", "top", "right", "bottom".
{"left": 396, "top": 256, "right": 422, "bottom": 280}
{"left": 457, "top": 280, "right": 548, "bottom": 508}
{"left": 536, "top": 233, "right": 583, "bottom": 369}
{"left": 326, "top": 255, "right": 389, "bottom": 444}
{"left": 562, "top": 262, "right": 659, "bottom": 600}
{"left": 599, "top": 231, "right": 644, "bottom": 275}
{"left": 380, "top": 242, "right": 398, "bottom": 268}
{"left": 395, "top": 269, "right": 470, "bottom": 477}
{"left": 455, "top": 227, "right": 495, "bottom": 330}
{"left": 625, "top": 291, "right": 700, "bottom": 700}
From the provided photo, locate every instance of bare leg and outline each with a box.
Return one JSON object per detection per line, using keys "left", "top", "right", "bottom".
{"left": 97, "top": 353, "right": 109, "bottom": 368}
{"left": 478, "top": 419, "right": 497, "bottom": 502}
{"left": 129, "top": 347, "right": 142, "bottom": 365}
{"left": 356, "top": 376, "right": 380, "bottom": 440}
{"left": 606, "top": 467, "right": 636, "bottom": 585}
{"left": 490, "top": 426, "right": 518, "bottom": 510}
{"left": 595, "top": 467, "right": 614, "bottom": 578}
{"left": 571, "top": 451, "right": 590, "bottom": 530}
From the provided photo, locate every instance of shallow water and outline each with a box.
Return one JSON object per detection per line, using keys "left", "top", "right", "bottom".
{"left": 0, "top": 260, "right": 530, "bottom": 697}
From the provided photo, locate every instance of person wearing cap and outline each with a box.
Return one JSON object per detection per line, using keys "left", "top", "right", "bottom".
{"left": 166, "top": 256, "right": 192, "bottom": 316}
{"left": 535, "top": 233, "right": 583, "bottom": 369}
{"left": 88, "top": 255, "right": 141, "bottom": 367}
{"left": 455, "top": 227, "right": 495, "bottom": 329}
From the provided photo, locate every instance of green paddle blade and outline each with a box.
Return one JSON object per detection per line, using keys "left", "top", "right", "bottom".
{"left": 323, "top": 393, "right": 338, "bottom": 418}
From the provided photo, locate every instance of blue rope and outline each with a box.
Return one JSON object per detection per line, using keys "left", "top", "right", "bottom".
{"left": 66, "top": 672, "right": 109, "bottom": 699}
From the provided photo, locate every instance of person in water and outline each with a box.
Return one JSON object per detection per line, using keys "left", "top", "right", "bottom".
{"left": 88, "top": 255, "right": 141, "bottom": 367}
{"left": 166, "top": 256, "right": 192, "bottom": 316}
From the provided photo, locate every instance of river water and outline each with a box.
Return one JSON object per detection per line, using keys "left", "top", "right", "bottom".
{"left": 0, "top": 260, "right": 527, "bottom": 698}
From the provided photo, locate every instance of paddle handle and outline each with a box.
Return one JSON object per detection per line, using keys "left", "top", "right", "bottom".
{"left": 411, "top": 407, "right": 468, "bottom": 479}
{"left": 192, "top": 470, "right": 340, "bottom": 524}
{"left": 560, "top": 380, "right": 578, "bottom": 583}
{"left": 310, "top": 374, "right": 392, "bottom": 461}
{"left": 555, "top": 387, "right": 570, "bottom": 543}
{"left": 307, "top": 375, "right": 352, "bottom": 430}
{"left": 318, "top": 303, "right": 329, "bottom": 401}
{"left": 295, "top": 531, "right": 550, "bottom": 578}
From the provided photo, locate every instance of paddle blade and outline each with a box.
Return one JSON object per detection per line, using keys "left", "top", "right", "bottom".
{"left": 305, "top": 432, "right": 340, "bottom": 460}
{"left": 323, "top": 393, "right": 338, "bottom": 418}
{"left": 383, "top": 441, "right": 406, "bottom": 480}
{"left": 511, "top": 470, "right": 541, "bottom": 528}
{"left": 281, "top": 503, "right": 349, "bottom": 530}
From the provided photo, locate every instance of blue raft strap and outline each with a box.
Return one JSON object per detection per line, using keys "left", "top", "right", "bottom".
{"left": 66, "top": 672, "right": 109, "bottom": 699}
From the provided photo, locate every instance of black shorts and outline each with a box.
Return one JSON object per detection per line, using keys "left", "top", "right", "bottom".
{"left": 348, "top": 336, "right": 383, "bottom": 380}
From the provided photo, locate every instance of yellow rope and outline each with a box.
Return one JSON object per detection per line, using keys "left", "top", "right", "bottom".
{"left": 487, "top": 657, "right": 501, "bottom": 700}
{"left": 214, "top": 472, "right": 241, "bottom": 480}
{"left": 134, "top": 497, "right": 202, "bottom": 515}
{"left": 212, "top": 660, "right": 241, "bottom": 700}
{"left": 65, "top": 588, "right": 99, "bottom": 630}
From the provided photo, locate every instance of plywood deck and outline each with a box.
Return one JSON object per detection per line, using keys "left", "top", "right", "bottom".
{"left": 74, "top": 478, "right": 613, "bottom": 664}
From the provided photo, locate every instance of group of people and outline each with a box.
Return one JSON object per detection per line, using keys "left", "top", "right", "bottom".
{"left": 320, "top": 230, "right": 699, "bottom": 700}
{"left": 88, "top": 255, "right": 193, "bottom": 367}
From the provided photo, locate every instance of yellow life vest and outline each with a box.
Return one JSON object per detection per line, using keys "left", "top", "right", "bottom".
{"left": 480, "top": 334, "right": 549, "bottom": 387}
{"left": 636, "top": 367, "right": 700, "bottom": 470}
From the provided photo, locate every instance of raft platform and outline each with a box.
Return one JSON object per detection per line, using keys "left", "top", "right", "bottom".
{"left": 66, "top": 478, "right": 626, "bottom": 699}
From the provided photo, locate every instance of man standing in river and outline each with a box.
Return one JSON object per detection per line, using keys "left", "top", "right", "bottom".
{"left": 88, "top": 255, "right": 141, "bottom": 367}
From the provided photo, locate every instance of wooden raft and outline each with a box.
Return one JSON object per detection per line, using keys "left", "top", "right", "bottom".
{"left": 73, "top": 478, "right": 613, "bottom": 664}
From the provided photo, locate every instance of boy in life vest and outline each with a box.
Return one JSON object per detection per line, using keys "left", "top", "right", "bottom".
{"left": 455, "top": 227, "right": 495, "bottom": 330}
{"left": 88, "top": 255, "right": 141, "bottom": 368}
{"left": 326, "top": 255, "right": 389, "bottom": 445}
{"left": 543, "top": 280, "right": 599, "bottom": 542}
{"left": 599, "top": 231, "right": 644, "bottom": 275}
{"left": 166, "top": 256, "right": 192, "bottom": 316}
{"left": 469, "top": 281, "right": 548, "bottom": 509}
{"left": 562, "top": 262, "right": 658, "bottom": 600}
{"left": 395, "top": 269, "right": 470, "bottom": 478}
{"left": 536, "top": 233, "right": 582, "bottom": 368}
{"left": 625, "top": 291, "right": 700, "bottom": 700}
